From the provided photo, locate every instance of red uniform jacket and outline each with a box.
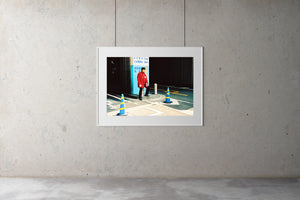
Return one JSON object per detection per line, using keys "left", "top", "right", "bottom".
{"left": 137, "top": 72, "right": 148, "bottom": 88}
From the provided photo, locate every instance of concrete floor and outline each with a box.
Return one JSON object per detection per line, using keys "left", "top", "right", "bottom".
{"left": 0, "top": 178, "right": 299, "bottom": 200}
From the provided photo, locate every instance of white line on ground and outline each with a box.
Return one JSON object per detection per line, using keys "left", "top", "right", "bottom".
{"left": 177, "top": 99, "right": 193, "bottom": 104}
{"left": 133, "top": 103, "right": 154, "bottom": 109}
{"left": 144, "top": 100, "right": 155, "bottom": 104}
{"left": 146, "top": 107, "right": 163, "bottom": 116}
{"left": 107, "top": 94, "right": 128, "bottom": 102}
{"left": 106, "top": 100, "right": 119, "bottom": 110}
{"left": 107, "top": 94, "right": 121, "bottom": 100}
{"left": 128, "top": 102, "right": 164, "bottom": 116}
{"left": 169, "top": 99, "right": 179, "bottom": 105}
{"left": 156, "top": 84, "right": 194, "bottom": 91}
{"left": 145, "top": 97, "right": 192, "bottom": 105}
{"left": 177, "top": 109, "right": 193, "bottom": 116}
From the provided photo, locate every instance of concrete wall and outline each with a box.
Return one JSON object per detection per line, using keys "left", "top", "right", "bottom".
{"left": 0, "top": 0, "right": 299, "bottom": 177}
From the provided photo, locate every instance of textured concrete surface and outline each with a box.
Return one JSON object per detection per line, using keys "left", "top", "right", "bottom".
{"left": 0, "top": 0, "right": 299, "bottom": 177}
{"left": 0, "top": 178, "right": 300, "bottom": 200}
{"left": 116, "top": 0, "right": 184, "bottom": 46}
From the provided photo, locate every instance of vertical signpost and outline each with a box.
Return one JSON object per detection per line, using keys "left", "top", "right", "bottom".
{"left": 130, "top": 57, "right": 149, "bottom": 95}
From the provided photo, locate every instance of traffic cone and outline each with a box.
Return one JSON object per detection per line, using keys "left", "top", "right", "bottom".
{"left": 164, "top": 87, "right": 172, "bottom": 103}
{"left": 117, "top": 94, "right": 127, "bottom": 116}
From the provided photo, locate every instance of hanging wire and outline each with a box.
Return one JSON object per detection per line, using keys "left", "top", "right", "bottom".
{"left": 184, "top": 0, "right": 186, "bottom": 46}
{"left": 115, "top": 0, "right": 117, "bottom": 46}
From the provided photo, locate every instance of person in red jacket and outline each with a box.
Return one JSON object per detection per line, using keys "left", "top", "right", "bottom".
{"left": 137, "top": 67, "right": 150, "bottom": 100}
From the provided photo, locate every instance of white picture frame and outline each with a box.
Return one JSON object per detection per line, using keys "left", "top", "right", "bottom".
{"left": 97, "top": 47, "right": 203, "bottom": 126}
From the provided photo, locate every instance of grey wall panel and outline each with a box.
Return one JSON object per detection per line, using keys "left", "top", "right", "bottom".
{"left": 185, "top": 0, "right": 300, "bottom": 177}
{"left": 116, "top": 0, "right": 184, "bottom": 46}
{"left": 0, "top": 0, "right": 115, "bottom": 176}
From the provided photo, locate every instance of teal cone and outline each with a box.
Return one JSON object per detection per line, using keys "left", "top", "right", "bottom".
{"left": 117, "top": 94, "right": 127, "bottom": 116}
{"left": 164, "top": 88, "right": 172, "bottom": 103}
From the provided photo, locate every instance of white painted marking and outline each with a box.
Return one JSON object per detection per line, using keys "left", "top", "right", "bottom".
{"left": 129, "top": 103, "right": 163, "bottom": 116}
{"left": 107, "top": 94, "right": 121, "bottom": 100}
{"left": 177, "top": 99, "right": 193, "bottom": 104}
{"left": 169, "top": 99, "right": 179, "bottom": 105}
{"left": 177, "top": 110, "right": 193, "bottom": 116}
{"left": 106, "top": 101, "right": 118, "bottom": 110}
{"left": 146, "top": 107, "right": 163, "bottom": 116}
{"left": 107, "top": 94, "right": 128, "bottom": 102}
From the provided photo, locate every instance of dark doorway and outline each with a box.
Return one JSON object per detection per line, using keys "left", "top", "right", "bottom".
{"left": 149, "top": 57, "right": 193, "bottom": 88}
{"left": 107, "top": 57, "right": 131, "bottom": 94}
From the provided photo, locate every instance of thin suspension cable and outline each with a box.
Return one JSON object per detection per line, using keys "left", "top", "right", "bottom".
{"left": 115, "top": 0, "right": 117, "bottom": 46}
{"left": 184, "top": 0, "right": 186, "bottom": 46}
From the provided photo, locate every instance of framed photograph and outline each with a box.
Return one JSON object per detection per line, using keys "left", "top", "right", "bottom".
{"left": 97, "top": 47, "right": 203, "bottom": 126}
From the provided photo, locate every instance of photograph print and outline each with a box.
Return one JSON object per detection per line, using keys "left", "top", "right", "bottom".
{"left": 106, "top": 56, "right": 193, "bottom": 117}
{"left": 98, "top": 47, "right": 203, "bottom": 126}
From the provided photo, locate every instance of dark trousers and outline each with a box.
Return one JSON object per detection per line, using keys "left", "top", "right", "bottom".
{"left": 139, "top": 86, "right": 150, "bottom": 100}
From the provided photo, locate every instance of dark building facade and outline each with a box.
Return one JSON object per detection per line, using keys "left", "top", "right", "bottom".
{"left": 107, "top": 57, "right": 193, "bottom": 96}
